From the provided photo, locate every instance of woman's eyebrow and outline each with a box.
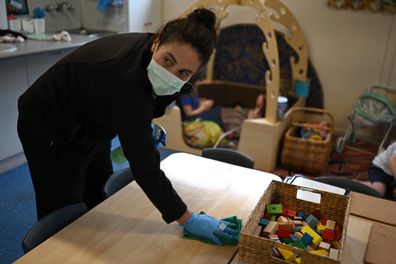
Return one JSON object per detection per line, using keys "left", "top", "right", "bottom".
{"left": 165, "top": 52, "right": 177, "bottom": 64}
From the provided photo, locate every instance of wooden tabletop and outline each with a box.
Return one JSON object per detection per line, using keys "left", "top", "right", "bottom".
{"left": 15, "top": 153, "right": 281, "bottom": 264}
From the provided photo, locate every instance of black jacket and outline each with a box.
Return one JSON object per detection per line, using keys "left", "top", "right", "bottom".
{"left": 18, "top": 33, "right": 187, "bottom": 223}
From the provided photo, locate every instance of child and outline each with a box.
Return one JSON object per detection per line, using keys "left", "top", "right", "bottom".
{"left": 361, "top": 142, "right": 396, "bottom": 200}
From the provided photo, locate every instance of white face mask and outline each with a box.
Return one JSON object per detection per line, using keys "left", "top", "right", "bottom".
{"left": 147, "top": 59, "right": 187, "bottom": 96}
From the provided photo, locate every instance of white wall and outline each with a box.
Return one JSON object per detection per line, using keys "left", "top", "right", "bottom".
{"left": 163, "top": 0, "right": 396, "bottom": 133}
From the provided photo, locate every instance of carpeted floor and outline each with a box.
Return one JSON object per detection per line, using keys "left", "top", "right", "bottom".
{"left": 0, "top": 138, "right": 177, "bottom": 264}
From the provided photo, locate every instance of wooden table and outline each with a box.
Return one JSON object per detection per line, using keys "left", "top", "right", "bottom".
{"left": 15, "top": 153, "right": 396, "bottom": 264}
{"left": 15, "top": 153, "right": 281, "bottom": 264}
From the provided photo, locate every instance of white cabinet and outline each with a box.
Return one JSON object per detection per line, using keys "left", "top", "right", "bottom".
{"left": 0, "top": 57, "right": 28, "bottom": 160}
{"left": 26, "top": 49, "right": 74, "bottom": 85}
{"left": 0, "top": 48, "right": 75, "bottom": 164}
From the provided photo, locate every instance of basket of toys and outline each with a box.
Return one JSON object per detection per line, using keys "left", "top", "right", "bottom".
{"left": 280, "top": 107, "right": 334, "bottom": 175}
{"left": 239, "top": 181, "right": 350, "bottom": 264}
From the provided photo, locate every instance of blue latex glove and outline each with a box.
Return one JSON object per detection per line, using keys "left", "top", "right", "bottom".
{"left": 98, "top": 0, "right": 113, "bottom": 12}
{"left": 181, "top": 212, "right": 238, "bottom": 245}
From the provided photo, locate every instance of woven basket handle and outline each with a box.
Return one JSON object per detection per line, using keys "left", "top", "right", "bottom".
{"left": 285, "top": 107, "right": 334, "bottom": 132}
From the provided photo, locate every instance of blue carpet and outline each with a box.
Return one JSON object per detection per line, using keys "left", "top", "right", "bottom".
{"left": 0, "top": 137, "right": 177, "bottom": 264}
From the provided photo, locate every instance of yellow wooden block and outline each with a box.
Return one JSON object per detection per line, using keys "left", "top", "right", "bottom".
{"left": 277, "top": 247, "right": 295, "bottom": 262}
{"left": 310, "top": 249, "right": 329, "bottom": 256}
{"left": 317, "top": 223, "right": 326, "bottom": 231}
{"left": 295, "top": 257, "right": 301, "bottom": 264}
{"left": 301, "top": 225, "right": 322, "bottom": 246}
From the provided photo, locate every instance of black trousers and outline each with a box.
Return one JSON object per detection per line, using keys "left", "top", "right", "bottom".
{"left": 17, "top": 117, "right": 113, "bottom": 220}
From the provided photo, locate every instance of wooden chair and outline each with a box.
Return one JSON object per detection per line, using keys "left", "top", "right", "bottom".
{"left": 156, "top": 0, "right": 312, "bottom": 172}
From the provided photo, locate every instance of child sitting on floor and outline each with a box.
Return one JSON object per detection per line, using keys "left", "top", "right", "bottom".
{"left": 360, "top": 141, "right": 396, "bottom": 200}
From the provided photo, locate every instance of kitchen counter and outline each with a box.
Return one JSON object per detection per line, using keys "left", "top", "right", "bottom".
{"left": 0, "top": 34, "right": 103, "bottom": 60}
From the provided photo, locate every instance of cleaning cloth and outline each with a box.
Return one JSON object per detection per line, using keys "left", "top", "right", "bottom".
{"left": 183, "top": 212, "right": 242, "bottom": 245}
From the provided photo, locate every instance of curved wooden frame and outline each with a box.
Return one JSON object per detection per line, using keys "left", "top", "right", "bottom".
{"left": 156, "top": 0, "right": 309, "bottom": 171}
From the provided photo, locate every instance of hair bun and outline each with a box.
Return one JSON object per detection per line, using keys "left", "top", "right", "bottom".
{"left": 187, "top": 8, "right": 216, "bottom": 31}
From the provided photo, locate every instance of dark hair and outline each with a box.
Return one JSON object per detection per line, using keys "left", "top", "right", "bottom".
{"left": 157, "top": 8, "right": 217, "bottom": 64}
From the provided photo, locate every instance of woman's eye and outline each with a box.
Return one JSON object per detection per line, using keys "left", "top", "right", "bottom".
{"left": 179, "top": 70, "right": 189, "bottom": 78}
{"left": 164, "top": 57, "right": 173, "bottom": 66}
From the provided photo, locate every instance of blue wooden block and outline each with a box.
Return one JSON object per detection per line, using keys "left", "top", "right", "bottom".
{"left": 301, "top": 233, "right": 313, "bottom": 246}
{"left": 259, "top": 218, "right": 270, "bottom": 226}
{"left": 306, "top": 214, "right": 319, "bottom": 228}
{"left": 297, "top": 211, "right": 307, "bottom": 220}
{"left": 291, "top": 235, "right": 298, "bottom": 242}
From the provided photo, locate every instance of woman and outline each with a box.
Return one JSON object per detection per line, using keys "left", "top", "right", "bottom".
{"left": 18, "top": 8, "right": 236, "bottom": 245}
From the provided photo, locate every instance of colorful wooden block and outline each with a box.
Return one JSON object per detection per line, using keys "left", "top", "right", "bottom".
{"left": 277, "top": 228, "right": 291, "bottom": 238}
{"left": 277, "top": 216, "right": 289, "bottom": 222}
{"left": 301, "top": 225, "right": 322, "bottom": 246}
{"left": 329, "top": 248, "right": 339, "bottom": 260}
{"left": 271, "top": 215, "right": 277, "bottom": 221}
{"left": 295, "top": 257, "right": 301, "bottom": 264}
{"left": 325, "top": 219, "right": 336, "bottom": 230}
{"left": 293, "top": 232, "right": 303, "bottom": 239}
{"left": 311, "top": 249, "right": 328, "bottom": 256}
{"left": 306, "top": 214, "right": 319, "bottom": 228}
{"left": 278, "top": 222, "right": 294, "bottom": 230}
{"left": 263, "top": 221, "right": 278, "bottom": 236}
{"left": 317, "top": 223, "right": 326, "bottom": 231}
{"left": 277, "top": 247, "right": 295, "bottom": 262}
{"left": 319, "top": 241, "right": 331, "bottom": 251}
{"left": 279, "top": 238, "right": 292, "bottom": 244}
{"left": 269, "top": 234, "right": 279, "bottom": 241}
{"left": 292, "top": 239, "right": 306, "bottom": 250}
{"left": 267, "top": 204, "right": 283, "bottom": 215}
{"left": 320, "top": 218, "right": 327, "bottom": 225}
{"left": 293, "top": 220, "right": 303, "bottom": 227}
{"left": 259, "top": 218, "right": 270, "bottom": 226}
{"left": 301, "top": 233, "right": 313, "bottom": 246}
{"left": 297, "top": 211, "right": 307, "bottom": 220}
{"left": 286, "top": 208, "right": 297, "bottom": 218}
{"left": 322, "top": 230, "right": 335, "bottom": 240}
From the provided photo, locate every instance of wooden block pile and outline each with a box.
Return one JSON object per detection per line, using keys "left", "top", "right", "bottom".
{"left": 256, "top": 203, "right": 342, "bottom": 263}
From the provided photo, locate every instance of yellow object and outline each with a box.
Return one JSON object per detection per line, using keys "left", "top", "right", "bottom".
{"left": 295, "top": 257, "right": 301, "bottom": 264}
{"left": 310, "top": 249, "right": 329, "bottom": 256}
{"left": 317, "top": 223, "right": 326, "bottom": 231}
{"left": 277, "top": 247, "right": 295, "bottom": 262}
{"left": 301, "top": 225, "right": 322, "bottom": 246}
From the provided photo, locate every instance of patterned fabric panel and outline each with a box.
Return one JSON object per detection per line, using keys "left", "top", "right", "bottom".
{"left": 212, "top": 24, "right": 324, "bottom": 108}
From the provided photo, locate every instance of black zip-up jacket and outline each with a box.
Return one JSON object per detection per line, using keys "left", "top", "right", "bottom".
{"left": 18, "top": 33, "right": 187, "bottom": 223}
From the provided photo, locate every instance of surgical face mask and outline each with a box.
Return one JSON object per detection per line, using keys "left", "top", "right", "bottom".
{"left": 147, "top": 59, "right": 187, "bottom": 96}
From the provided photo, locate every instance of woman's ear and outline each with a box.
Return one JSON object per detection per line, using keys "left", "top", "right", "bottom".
{"left": 151, "top": 37, "right": 159, "bottom": 53}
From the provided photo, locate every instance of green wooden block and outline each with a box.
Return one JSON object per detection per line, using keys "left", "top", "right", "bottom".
{"left": 271, "top": 215, "right": 277, "bottom": 221}
{"left": 266, "top": 203, "right": 283, "bottom": 214}
{"left": 280, "top": 238, "right": 291, "bottom": 244}
{"left": 292, "top": 240, "right": 306, "bottom": 250}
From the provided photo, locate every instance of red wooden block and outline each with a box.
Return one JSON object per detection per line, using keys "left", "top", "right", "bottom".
{"left": 322, "top": 230, "right": 335, "bottom": 240}
{"left": 312, "top": 210, "right": 322, "bottom": 219}
{"left": 320, "top": 218, "right": 327, "bottom": 225}
{"left": 282, "top": 208, "right": 288, "bottom": 217}
{"left": 286, "top": 208, "right": 297, "bottom": 218}
{"left": 277, "top": 228, "right": 291, "bottom": 238}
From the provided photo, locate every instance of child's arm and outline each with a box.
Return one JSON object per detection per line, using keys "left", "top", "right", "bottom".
{"left": 389, "top": 154, "right": 396, "bottom": 179}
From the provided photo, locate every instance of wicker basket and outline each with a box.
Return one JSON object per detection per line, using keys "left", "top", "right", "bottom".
{"left": 280, "top": 107, "right": 334, "bottom": 175}
{"left": 239, "top": 181, "right": 350, "bottom": 264}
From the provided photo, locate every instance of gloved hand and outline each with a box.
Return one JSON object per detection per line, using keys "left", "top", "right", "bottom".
{"left": 181, "top": 212, "right": 238, "bottom": 245}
